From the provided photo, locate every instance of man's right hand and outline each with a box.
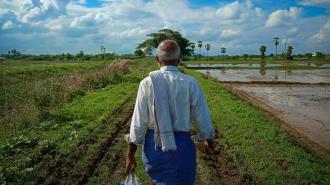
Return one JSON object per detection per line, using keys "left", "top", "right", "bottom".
{"left": 125, "top": 142, "right": 137, "bottom": 175}
{"left": 204, "top": 139, "right": 215, "bottom": 155}
{"left": 125, "top": 155, "right": 137, "bottom": 175}
{"left": 196, "top": 139, "right": 215, "bottom": 155}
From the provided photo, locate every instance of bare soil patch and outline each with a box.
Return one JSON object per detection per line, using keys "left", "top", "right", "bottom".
{"left": 196, "top": 129, "right": 255, "bottom": 185}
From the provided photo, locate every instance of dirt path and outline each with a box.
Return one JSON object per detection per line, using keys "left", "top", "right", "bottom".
{"left": 76, "top": 116, "right": 132, "bottom": 185}
{"left": 195, "top": 129, "right": 255, "bottom": 185}
{"left": 34, "top": 97, "right": 134, "bottom": 185}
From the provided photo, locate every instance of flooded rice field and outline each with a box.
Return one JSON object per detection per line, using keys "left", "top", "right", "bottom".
{"left": 187, "top": 63, "right": 330, "bottom": 68}
{"left": 197, "top": 69, "right": 330, "bottom": 83}
{"left": 229, "top": 84, "right": 330, "bottom": 150}
{"left": 197, "top": 68, "right": 330, "bottom": 151}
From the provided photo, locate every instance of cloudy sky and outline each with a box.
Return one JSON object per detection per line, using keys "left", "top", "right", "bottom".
{"left": 0, "top": 0, "right": 329, "bottom": 55}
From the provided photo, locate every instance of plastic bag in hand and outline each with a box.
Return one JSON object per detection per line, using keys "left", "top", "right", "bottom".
{"left": 120, "top": 170, "right": 141, "bottom": 185}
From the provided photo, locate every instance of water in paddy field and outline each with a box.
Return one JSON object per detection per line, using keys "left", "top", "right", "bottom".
{"left": 196, "top": 65, "right": 330, "bottom": 151}
{"left": 197, "top": 68, "right": 330, "bottom": 83}
{"left": 233, "top": 84, "right": 330, "bottom": 151}
{"left": 187, "top": 63, "right": 330, "bottom": 68}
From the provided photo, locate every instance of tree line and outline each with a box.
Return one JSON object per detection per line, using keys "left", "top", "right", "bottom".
{"left": 135, "top": 29, "right": 326, "bottom": 60}
{"left": 2, "top": 29, "right": 327, "bottom": 61}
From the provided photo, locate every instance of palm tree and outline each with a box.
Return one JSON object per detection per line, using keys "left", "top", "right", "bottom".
{"left": 191, "top": 43, "right": 195, "bottom": 55}
{"left": 273, "top": 37, "right": 279, "bottom": 57}
{"left": 11, "top": 49, "right": 17, "bottom": 56}
{"left": 259, "top": 45, "right": 267, "bottom": 59}
{"left": 287, "top": 45, "right": 293, "bottom": 60}
{"left": 100, "top": 45, "right": 106, "bottom": 61}
{"left": 205, "top": 43, "right": 211, "bottom": 56}
{"left": 79, "top": 50, "right": 84, "bottom": 61}
{"left": 197, "top": 41, "right": 203, "bottom": 55}
{"left": 220, "top": 47, "right": 226, "bottom": 57}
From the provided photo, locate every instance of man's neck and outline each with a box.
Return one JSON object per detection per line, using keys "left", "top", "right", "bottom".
{"left": 160, "top": 64, "right": 178, "bottom": 67}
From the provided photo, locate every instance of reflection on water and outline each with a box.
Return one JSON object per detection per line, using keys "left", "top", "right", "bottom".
{"left": 233, "top": 84, "right": 330, "bottom": 150}
{"left": 185, "top": 63, "right": 330, "bottom": 68}
{"left": 199, "top": 65, "right": 330, "bottom": 150}
{"left": 259, "top": 60, "right": 266, "bottom": 76}
{"left": 221, "top": 68, "right": 226, "bottom": 74}
{"left": 197, "top": 69, "right": 330, "bottom": 83}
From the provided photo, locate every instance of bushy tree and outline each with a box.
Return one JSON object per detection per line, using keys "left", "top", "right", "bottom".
{"left": 315, "top": 52, "right": 324, "bottom": 59}
{"left": 243, "top": 54, "right": 249, "bottom": 60}
{"left": 136, "top": 29, "right": 193, "bottom": 56}
{"left": 134, "top": 49, "right": 145, "bottom": 57}
{"left": 304, "top": 53, "right": 313, "bottom": 59}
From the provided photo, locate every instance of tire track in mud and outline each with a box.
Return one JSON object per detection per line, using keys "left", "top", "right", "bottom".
{"left": 75, "top": 105, "right": 133, "bottom": 185}
{"left": 36, "top": 97, "right": 134, "bottom": 185}
{"left": 88, "top": 118, "right": 132, "bottom": 185}
{"left": 196, "top": 129, "right": 256, "bottom": 185}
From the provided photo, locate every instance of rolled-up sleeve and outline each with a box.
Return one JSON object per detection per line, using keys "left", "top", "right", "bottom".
{"left": 129, "top": 81, "right": 149, "bottom": 145}
{"left": 190, "top": 79, "right": 214, "bottom": 140}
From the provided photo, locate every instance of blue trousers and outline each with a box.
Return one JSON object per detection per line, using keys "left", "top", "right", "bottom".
{"left": 142, "top": 130, "right": 196, "bottom": 185}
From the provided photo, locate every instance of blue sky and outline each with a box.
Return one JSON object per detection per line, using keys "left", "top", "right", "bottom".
{"left": 0, "top": 0, "right": 329, "bottom": 55}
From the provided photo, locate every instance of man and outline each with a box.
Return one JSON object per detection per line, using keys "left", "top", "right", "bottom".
{"left": 125, "top": 40, "right": 214, "bottom": 185}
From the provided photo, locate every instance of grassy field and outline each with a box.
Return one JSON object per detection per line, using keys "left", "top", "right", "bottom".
{"left": 0, "top": 58, "right": 329, "bottom": 185}
{"left": 0, "top": 60, "right": 119, "bottom": 141}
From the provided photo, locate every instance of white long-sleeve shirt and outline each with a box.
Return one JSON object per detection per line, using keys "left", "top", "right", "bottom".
{"left": 129, "top": 65, "right": 214, "bottom": 145}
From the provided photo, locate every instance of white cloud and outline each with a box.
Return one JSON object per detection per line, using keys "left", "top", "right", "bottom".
{"left": 21, "top": 7, "right": 42, "bottom": 23}
{"left": 288, "top": 27, "right": 299, "bottom": 35}
{"left": 1, "top": 0, "right": 68, "bottom": 23}
{"left": 311, "top": 19, "right": 330, "bottom": 43}
{"left": 0, "top": 0, "right": 329, "bottom": 54}
{"left": 44, "top": 15, "right": 66, "bottom": 30}
{"left": 216, "top": 1, "right": 241, "bottom": 20}
{"left": 221, "top": 29, "right": 241, "bottom": 37}
{"left": 108, "top": 27, "right": 151, "bottom": 38}
{"left": 2, "top": 20, "right": 14, "bottom": 30}
{"left": 215, "top": 0, "right": 259, "bottom": 24}
{"left": 265, "top": 7, "right": 301, "bottom": 27}
{"left": 70, "top": 12, "right": 110, "bottom": 27}
{"left": 299, "top": 0, "right": 330, "bottom": 6}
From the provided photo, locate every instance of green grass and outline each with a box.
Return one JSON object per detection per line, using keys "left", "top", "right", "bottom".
{"left": 0, "top": 60, "right": 118, "bottom": 140}
{"left": 0, "top": 58, "right": 157, "bottom": 185}
{"left": 1, "top": 58, "right": 329, "bottom": 185}
{"left": 0, "top": 82, "right": 138, "bottom": 183}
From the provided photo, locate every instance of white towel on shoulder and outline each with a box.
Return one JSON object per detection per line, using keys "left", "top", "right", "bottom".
{"left": 149, "top": 70, "right": 177, "bottom": 151}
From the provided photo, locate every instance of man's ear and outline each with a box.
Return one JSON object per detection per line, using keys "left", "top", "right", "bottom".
{"left": 156, "top": 56, "right": 161, "bottom": 65}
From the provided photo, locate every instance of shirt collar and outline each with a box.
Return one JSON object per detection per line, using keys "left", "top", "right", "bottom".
{"left": 160, "top": 65, "right": 179, "bottom": 72}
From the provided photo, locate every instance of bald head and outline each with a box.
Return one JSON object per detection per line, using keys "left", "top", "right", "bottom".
{"left": 156, "top": 40, "right": 181, "bottom": 65}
